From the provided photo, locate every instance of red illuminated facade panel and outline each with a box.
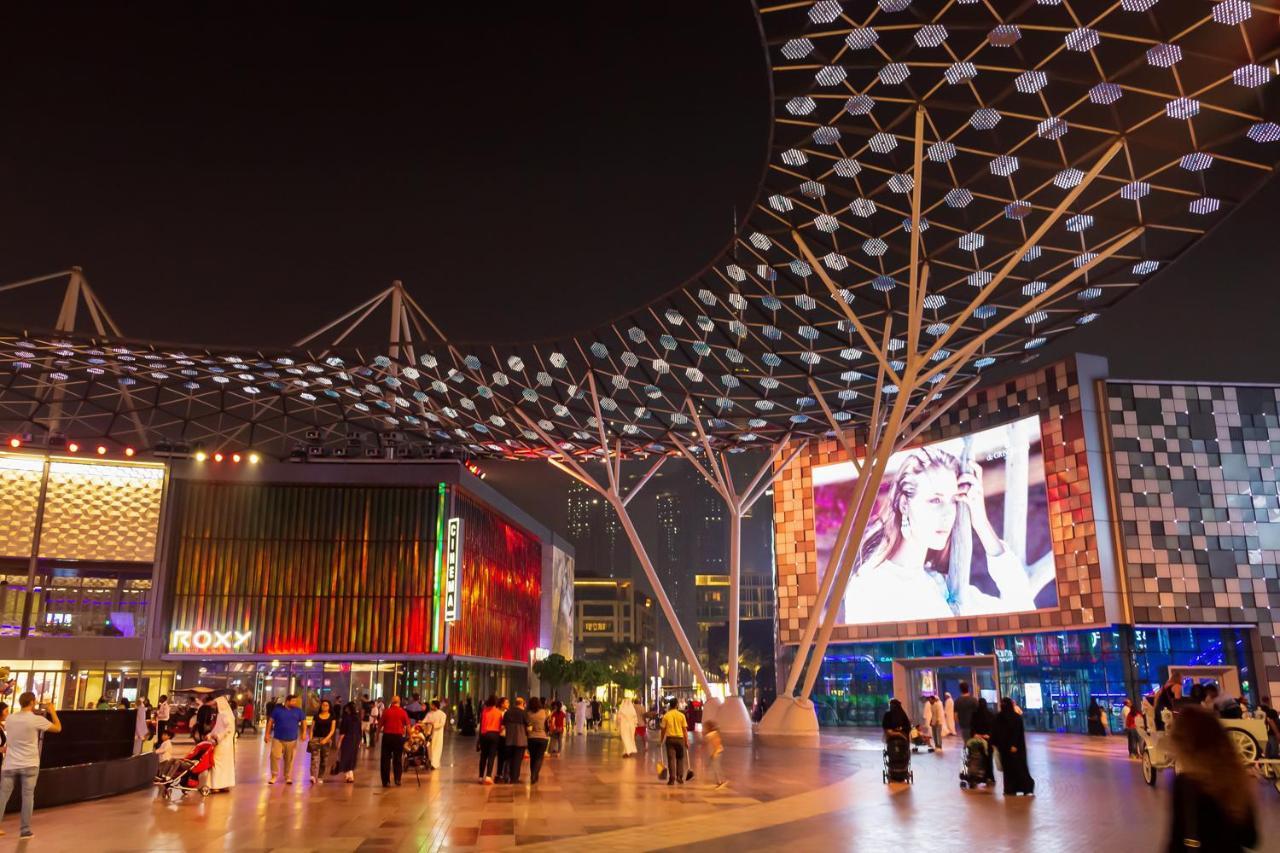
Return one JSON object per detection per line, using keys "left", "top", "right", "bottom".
{"left": 447, "top": 492, "right": 542, "bottom": 663}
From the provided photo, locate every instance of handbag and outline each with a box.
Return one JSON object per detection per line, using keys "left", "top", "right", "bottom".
{"left": 306, "top": 739, "right": 319, "bottom": 754}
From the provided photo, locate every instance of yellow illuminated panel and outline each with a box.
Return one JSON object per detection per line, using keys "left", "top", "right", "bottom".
{"left": 0, "top": 455, "right": 44, "bottom": 558}
{"left": 0, "top": 453, "right": 166, "bottom": 563}
{"left": 40, "top": 459, "right": 165, "bottom": 562}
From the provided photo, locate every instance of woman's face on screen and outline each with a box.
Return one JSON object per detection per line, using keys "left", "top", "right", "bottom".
{"left": 902, "top": 466, "right": 959, "bottom": 550}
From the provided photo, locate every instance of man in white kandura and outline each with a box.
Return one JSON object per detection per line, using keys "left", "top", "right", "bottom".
{"left": 425, "top": 700, "right": 448, "bottom": 770}
{"left": 617, "top": 696, "right": 638, "bottom": 757}
{"left": 208, "top": 694, "right": 237, "bottom": 792}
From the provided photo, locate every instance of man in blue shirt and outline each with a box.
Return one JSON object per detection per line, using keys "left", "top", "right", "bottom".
{"left": 265, "top": 694, "right": 306, "bottom": 785}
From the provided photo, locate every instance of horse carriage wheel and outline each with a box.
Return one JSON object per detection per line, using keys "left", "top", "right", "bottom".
{"left": 1226, "top": 729, "right": 1259, "bottom": 764}
{"left": 1141, "top": 747, "right": 1157, "bottom": 787}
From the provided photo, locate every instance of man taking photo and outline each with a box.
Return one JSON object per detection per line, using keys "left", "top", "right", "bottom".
{"left": 0, "top": 693, "right": 61, "bottom": 839}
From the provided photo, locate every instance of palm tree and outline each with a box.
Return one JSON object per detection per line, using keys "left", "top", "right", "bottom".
{"left": 738, "top": 647, "right": 765, "bottom": 706}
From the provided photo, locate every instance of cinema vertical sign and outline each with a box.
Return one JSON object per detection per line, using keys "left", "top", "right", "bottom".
{"left": 444, "top": 517, "right": 463, "bottom": 623}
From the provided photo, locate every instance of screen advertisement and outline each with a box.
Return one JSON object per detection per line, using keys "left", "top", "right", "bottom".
{"left": 812, "top": 415, "right": 1058, "bottom": 627}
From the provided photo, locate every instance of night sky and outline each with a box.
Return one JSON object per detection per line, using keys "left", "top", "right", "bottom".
{"left": 1, "top": 2, "right": 1276, "bottom": 373}
{"left": 0, "top": 2, "right": 768, "bottom": 346}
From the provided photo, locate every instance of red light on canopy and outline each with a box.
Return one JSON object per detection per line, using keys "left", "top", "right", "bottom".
{"left": 96, "top": 445, "right": 107, "bottom": 455}
{"left": 124, "top": 447, "right": 135, "bottom": 457}
{"left": 6, "top": 437, "right": 19, "bottom": 449}
{"left": 213, "top": 452, "right": 224, "bottom": 463}
{"left": 67, "top": 442, "right": 79, "bottom": 453}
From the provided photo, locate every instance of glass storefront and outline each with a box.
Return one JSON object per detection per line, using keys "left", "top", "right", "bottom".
{"left": 809, "top": 625, "right": 1256, "bottom": 733}
{"left": 0, "top": 659, "right": 175, "bottom": 710}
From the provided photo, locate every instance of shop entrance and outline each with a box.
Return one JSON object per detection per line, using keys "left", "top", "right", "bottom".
{"left": 892, "top": 655, "right": 998, "bottom": 726}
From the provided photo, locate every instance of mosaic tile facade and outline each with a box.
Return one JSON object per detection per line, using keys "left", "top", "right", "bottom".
{"left": 39, "top": 460, "right": 165, "bottom": 562}
{"left": 774, "top": 360, "right": 1106, "bottom": 645}
{"left": 0, "top": 454, "right": 165, "bottom": 563}
{"left": 0, "top": 454, "right": 43, "bottom": 558}
{"left": 1105, "top": 382, "right": 1280, "bottom": 699}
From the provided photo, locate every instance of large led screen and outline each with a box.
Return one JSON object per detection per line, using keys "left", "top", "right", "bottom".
{"left": 813, "top": 415, "right": 1058, "bottom": 626}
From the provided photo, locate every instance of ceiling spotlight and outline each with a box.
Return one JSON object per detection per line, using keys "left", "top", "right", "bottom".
{"left": 96, "top": 445, "right": 107, "bottom": 455}
{"left": 194, "top": 450, "right": 208, "bottom": 462}
{"left": 124, "top": 447, "right": 135, "bottom": 457}
{"left": 68, "top": 442, "right": 80, "bottom": 453}
{"left": 248, "top": 452, "right": 261, "bottom": 465}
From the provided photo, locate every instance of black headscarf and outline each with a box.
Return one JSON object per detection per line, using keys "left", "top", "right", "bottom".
{"left": 970, "top": 697, "right": 994, "bottom": 737}
{"left": 882, "top": 699, "right": 910, "bottom": 733}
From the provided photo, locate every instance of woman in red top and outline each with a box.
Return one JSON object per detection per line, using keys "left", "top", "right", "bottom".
{"left": 549, "top": 701, "right": 567, "bottom": 756}
{"left": 1123, "top": 698, "right": 1142, "bottom": 758}
{"left": 477, "top": 695, "right": 505, "bottom": 784}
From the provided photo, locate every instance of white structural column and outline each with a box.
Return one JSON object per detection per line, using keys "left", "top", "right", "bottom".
{"left": 760, "top": 109, "right": 1142, "bottom": 736}
{"left": 670, "top": 409, "right": 807, "bottom": 735}
{"left": 514, "top": 377, "right": 715, "bottom": 697}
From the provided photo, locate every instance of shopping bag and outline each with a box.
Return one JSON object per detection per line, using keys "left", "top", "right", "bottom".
{"left": 657, "top": 762, "right": 667, "bottom": 781}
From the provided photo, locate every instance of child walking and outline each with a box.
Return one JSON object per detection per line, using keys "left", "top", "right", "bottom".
{"left": 704, "top": 720, "right": 727, "bottom": 789}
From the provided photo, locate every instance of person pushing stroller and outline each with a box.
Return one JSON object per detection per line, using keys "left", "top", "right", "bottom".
{"left": 882, "top": 699, "right": 914, "bottom": 784}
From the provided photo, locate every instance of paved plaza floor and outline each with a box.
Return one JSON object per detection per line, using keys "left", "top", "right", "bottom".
{"left": 8, "top": 726, "right": 1279, "bottom": 851}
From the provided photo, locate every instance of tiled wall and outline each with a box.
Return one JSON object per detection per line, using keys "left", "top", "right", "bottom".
{"left": 0, "top": 453, "right": 165, "bottom": 563}
{"left": 774, "top": 359, "right": 1107, "bottom": 645}
{"left": 1105, "top": 382, "right": 1280, "bottom": 699}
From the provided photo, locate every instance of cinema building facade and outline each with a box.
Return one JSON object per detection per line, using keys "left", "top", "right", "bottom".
{"left": 0, "top": 453, "right": 573, "bottom": 710}
{"left": 775, "top": 355, "right": 1280, "bottom": 734}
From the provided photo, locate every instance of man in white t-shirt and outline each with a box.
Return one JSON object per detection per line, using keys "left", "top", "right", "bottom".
{"left": 156, "top": 694, "right": 171, "bottom": 739}
{"left": 0, "top": 692, "right": 61, "bottom": 839}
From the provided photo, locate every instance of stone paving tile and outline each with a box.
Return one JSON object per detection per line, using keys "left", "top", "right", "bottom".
{"left": 19, "top": 726, "right": 1280, "bottom": 851}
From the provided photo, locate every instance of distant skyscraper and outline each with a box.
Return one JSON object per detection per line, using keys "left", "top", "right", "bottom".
{"left": 654, "top": 489, "right": 687, "bottom": 625}
{"left": 566, "top": 478, "right": 623, "bottom": 578}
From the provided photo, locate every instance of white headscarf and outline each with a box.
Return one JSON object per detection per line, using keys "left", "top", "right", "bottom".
{"left": 210, "top": 695, "right": 235, "bottom": 742}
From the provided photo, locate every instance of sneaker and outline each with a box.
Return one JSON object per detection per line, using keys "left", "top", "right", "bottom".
{"left": 268, "top": 777, "right": 277, "bottom": 785}
{"left": 310, "top": 776, "right": 317, "bottom": 784}
{"left": 285, "top": 778, "right": 293, "bottom": 785}
{"left": 19, "top": 831, "right": 33, "bottom": 839}
{"left": 316, "top": 778, "right": 324, "bottom": 785}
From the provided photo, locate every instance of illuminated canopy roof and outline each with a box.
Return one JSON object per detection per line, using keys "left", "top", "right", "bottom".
{"left": 1, "top": 1, "right": 1277, "bottom": 460}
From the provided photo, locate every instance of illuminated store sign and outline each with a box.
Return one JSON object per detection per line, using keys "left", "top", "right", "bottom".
{"left": 170, "top": 629, "right": 253, "bottom": 653}
{"left": 444, "top": 517, "right": 463, "bottom": 623}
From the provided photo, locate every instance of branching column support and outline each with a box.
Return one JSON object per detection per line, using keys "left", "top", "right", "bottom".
{"left": 784, "top": 114, "right": 1140, "bottom": 702}
{"left": 514, "top": 378, "right": 715, "bottom": 697}
{"left": 671, "top": 399, "right": 807, "bottom": 696}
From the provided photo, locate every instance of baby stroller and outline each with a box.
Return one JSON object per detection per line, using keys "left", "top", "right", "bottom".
{"left": 155, "top": 740, "right": 215, "bottom": 799}
{"left": 959, "top": 737, "right": 994, "bottom": 789}
{"left": 402, "top": 722, "right": 432, "bottom": 786}
{"left": 883, "top": 732, "right": 913, "bottom": 784}
{"left": 910, "top": 725, "right": 935, "bottom": 753}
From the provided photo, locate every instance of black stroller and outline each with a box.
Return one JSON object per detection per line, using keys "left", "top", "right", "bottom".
{"left": 959, "top": 736, "right": 994, "bottom": 788}
{"left": 883, "top": 731, "right": 913, "bottom": 784}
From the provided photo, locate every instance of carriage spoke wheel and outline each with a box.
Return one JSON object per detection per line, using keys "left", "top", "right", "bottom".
{"left": 1141, "top": 749, "right": 1156, "bottom": 786}
{"left": 1227, "top": 729, "right": 1259, "bottom": 764}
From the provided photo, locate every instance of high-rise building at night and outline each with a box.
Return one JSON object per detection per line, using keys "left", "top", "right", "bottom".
{"left": 565, "top": 478, "right": 623, "bottom": 578}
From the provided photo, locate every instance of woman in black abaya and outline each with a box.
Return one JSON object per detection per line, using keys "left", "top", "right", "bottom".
{"left": 991, "top": 697, "right": 1035, "bottom": 796}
